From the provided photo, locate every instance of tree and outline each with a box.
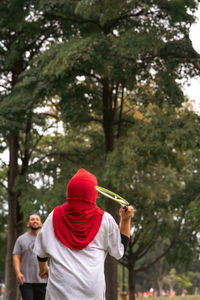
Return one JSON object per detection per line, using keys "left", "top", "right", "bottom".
{"left": 135, "top": 246, "right": 170, "bottom": 296}
{"left": 164, "top": 268, "right": 192, "bottom": 295}
{"left": 3, "top": 1, "right": 200, "bottom": 299}
{"left": 105, "top": 103, "right": 200, "bottom": 300}
{"left": 0, "top": 1, "right": 64, "bottom": 298}
{"left": 22, "top": 0, "right": 199, "bottom": 300}
{"left": 0, "top": 185, "right": 7, "bottom": 282}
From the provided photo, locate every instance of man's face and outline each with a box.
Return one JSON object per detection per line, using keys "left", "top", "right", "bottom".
{"left": 28, "top": 214, "right": 42, "bottom": 231}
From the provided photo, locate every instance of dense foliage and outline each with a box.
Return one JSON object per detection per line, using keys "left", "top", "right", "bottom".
{"left": 1, "top": 1, "right": 200, "bottom": 300}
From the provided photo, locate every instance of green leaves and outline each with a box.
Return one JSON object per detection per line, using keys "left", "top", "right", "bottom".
{"left": 105, "top": 103, "right": 200, "bottom": 273}
{"left": 164, "top": 268, "right": 192, "bottom": 291}
{"left": 1, "top": 1, "right": 200, "bottom": 297}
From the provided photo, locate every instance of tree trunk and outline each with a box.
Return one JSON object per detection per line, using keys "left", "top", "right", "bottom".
{"left": 156, "top": 262, "right": 164, "bottom": 296}
{"left": 157, "top": 279, "right": 163, "bottom": 296}
{"left": 102, "top": 78, "right": 114, "bottom": 153}
{"left": 105, "top": 196, "right": 119, "bottom": 300}
{"left": 102, "top": 78, "right": 118, "bottom": 300}
{"left": 5, "top": 133, "right": 24, "bottom": 300}
{"left": 128, "top": 268, "right": 136, "bottom": 300}
{"left": 105, "top": 255, "right": 118, "bottom": 300}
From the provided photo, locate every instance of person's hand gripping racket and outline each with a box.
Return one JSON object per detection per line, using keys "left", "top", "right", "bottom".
{"left": 119, "top": 205, "right": 134, "bottom": 238}
{"left": 119, "top": 205, "right": 134, "bottom": 220}
{"left": 95, "top": 185, "right": 134, "bottom": 237}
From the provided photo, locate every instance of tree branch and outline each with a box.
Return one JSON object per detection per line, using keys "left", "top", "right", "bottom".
{"left": 135, "top": 238, "right": 176, "bottom": 273}
{"left": 0, "top": 178, "right": 8, "bottom": 191}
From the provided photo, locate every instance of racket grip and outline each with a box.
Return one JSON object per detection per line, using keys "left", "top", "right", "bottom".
{"left": 123, "top": 205, "right": 128, "bottom": 212}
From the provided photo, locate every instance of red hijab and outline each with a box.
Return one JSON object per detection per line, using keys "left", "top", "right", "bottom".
{"left": 53, "top": 169, "right": 104, "bottom": 250}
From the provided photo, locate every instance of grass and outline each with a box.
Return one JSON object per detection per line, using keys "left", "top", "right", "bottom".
{"left": 136, "top": 296, "right": 200, "bottom": 300}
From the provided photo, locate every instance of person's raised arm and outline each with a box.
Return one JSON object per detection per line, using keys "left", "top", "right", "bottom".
{"left": 119, "top": 206, "right": 134, "bottom": 238}
{"left": 13, "top": 254, "right": 24, "bottom": 285}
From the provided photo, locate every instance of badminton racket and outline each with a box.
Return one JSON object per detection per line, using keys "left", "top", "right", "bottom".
{"left": 95, "top": 186, "right": 129, "bottom": 211}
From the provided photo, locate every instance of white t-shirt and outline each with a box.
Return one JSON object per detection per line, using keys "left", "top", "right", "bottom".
{"left": 34, "top": 211, "right": 124, "bottom": 300}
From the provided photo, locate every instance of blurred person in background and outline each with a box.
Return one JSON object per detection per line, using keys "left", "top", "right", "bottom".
{"left": 13, "top": 214, "right": 47, "bottom": 300}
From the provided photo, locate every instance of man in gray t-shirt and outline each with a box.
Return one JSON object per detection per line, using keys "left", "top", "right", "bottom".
{"left": 13, "top": 214, "right": 47, "bottom": 300}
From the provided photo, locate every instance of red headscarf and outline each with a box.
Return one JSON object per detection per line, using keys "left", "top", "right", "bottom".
{"left": 53, "top": 169, "right": 104, "bottom": 250}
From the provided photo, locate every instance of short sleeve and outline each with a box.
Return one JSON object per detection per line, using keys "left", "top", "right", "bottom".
{"left": 13, "top": 237, "right": 22, "bottom": 255}
{"left": 34, "top": 212, "right": 53, "bottom": 258}
{"left": 34, "top": 230, "right": 48, "bottom": 258}
{"left": 106, "top": 213, "right": 124, "bottom": 260}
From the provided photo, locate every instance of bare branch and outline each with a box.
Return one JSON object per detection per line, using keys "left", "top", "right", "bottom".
{"left": 0, "top": 158, "right": 8, "bottom": 168}
{"left": 135, "top": 239, "right": 175, "bottom": 273}
{"left": 0, "top": 178, "right": 8, "bottom": 191}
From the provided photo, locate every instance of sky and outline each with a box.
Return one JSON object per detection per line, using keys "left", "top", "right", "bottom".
{"left": 183, "top": 5, "right": 200, "bottom": 113}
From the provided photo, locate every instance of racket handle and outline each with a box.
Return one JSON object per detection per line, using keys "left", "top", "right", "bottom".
{"left": 123, "top": 205, "right": 128, "bottom": 212}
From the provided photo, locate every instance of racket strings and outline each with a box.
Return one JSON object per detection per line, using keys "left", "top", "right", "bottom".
{"left": 95, "top": 186, "right": 129, "bottom": 206}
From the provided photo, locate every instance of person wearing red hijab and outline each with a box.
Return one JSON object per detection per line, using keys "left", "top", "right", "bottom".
{"left": 34, "top": 169, "right": 134, "bottom": 300}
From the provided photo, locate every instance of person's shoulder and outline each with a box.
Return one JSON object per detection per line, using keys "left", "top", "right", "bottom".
{"left": 102, "top": 211, "right": 117, "bottom": 226}
{"left": 103, "top": 211, "right": 115, "bottom": 220}
{"left": 45, "top": 210, "right": 54, "bottom": 222}
{"left": 41, "top": 211, "right": 54, "bottom": 229}
{"left": 18, "top": 232, "right": 30, "bottom": 239}
{"left": 15, "top": 232, "right": 30, "bottom": 244}
{"left": 100, "top": 212, "right": 119, "bottom": 235}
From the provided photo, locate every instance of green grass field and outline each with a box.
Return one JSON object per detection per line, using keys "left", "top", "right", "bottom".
{"left": 136, "top": 296, "right": 200, "bottom": 300}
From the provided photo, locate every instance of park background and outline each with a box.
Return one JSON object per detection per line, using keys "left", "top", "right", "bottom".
{"left": 1, "top": 1, "right": 200, "bottom": 300}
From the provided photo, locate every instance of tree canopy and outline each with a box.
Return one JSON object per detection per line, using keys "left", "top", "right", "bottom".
{"left": 1, "top": 1, "right": 200, "bottom": 300}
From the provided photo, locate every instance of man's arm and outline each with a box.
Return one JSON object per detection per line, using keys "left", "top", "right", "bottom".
{"left": 13, "top": 254, "right": 24, "bottom": 285}
{"left": 119, "top": 206, "right": 134, "bottom": 252}
{"left": 119, "top": 205, "right": 134, "bottom": 238}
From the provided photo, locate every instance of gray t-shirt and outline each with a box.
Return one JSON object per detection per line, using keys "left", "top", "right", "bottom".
{"left": 13, "top": 232, "right": 47, "bottom": 284}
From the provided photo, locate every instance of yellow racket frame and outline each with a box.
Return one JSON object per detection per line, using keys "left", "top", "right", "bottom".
{"left": 95, "top": 186, "right": 129, "bottom": 207}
